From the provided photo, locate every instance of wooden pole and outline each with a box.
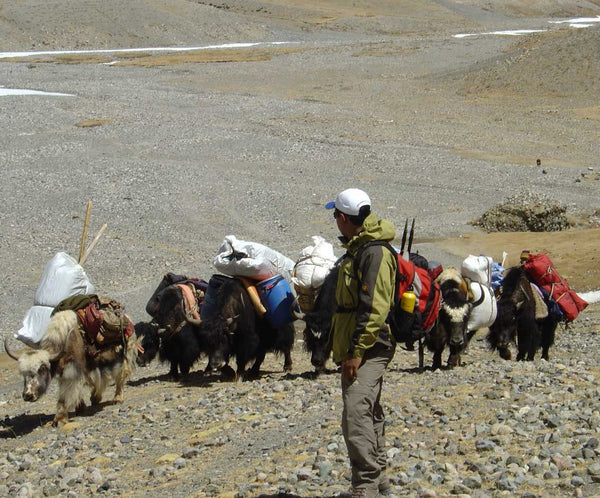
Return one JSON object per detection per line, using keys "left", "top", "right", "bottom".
{"left": 79, "top": 223, "right": 107, "bottom": 266}
{"left": 237, "top": 276, "right": 267, "bottom": 316}
{"left": 78, "top": 201, "right": 92, "bottom": 264}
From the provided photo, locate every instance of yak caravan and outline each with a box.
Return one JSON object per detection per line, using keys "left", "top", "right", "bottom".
{"left": 3, "top": 194, "right": 598, "bottom": 428}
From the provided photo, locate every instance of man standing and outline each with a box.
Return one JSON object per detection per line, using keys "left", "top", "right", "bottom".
{"left": 325, "top": 188, "right": 397, "bottom": 498}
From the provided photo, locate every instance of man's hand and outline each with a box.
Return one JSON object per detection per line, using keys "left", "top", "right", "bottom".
{"left": 342, "top": 357, "right": 362, "bottom": 381}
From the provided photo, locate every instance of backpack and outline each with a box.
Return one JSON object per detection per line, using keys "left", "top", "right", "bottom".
{"left": 354, "top": 241, "right": 441, "bottom": 343}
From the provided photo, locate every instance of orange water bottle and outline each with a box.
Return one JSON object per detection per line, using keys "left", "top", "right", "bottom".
{"left": 400, "top": 289, "right": 416, "bottom": 313}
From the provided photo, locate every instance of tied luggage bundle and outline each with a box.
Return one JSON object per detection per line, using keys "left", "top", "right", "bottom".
{"left": 291, "top": 236, "right": 338, "bottom": 313}
{"left": 213, "top": 235, "right": 295, "bottom": 283}
{"left": 461, "top": 255, "right": 498, "bottom": 331}
{"left": 522, "top": 252, "right": 588, "bottom": 322}
{"left": 16, "top": 252, "right": 95, "bottom": 347}
{"left": 212, "top": 236, "right": 297, "bottom": 327}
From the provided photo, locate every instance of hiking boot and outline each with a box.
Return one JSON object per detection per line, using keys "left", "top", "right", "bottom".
{"left": 350, "top": 487, "right": 378, "bottom": 498}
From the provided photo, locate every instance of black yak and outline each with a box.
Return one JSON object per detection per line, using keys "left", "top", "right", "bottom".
{"left": 487, "top": 266, "right": 558, "bottom": 361}
{"left": 137, "top": 274, "right": 212, "bottom": 379}
{"left": 293, "top": 268, "right": 338, "bottom": 374}
{"left": 200, "top": 276, "right": 294, "bottom": 380}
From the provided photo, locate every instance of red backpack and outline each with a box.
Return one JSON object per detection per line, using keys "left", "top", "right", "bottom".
{"left": 354, "top": 240, "right": 441, "bottom": 343}
{"left": 523, "top": 253, "right": 588, "bottom": 322}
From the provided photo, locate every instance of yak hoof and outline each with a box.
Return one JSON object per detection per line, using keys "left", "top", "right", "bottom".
{"left": 113, "top": 394, "right": 124, "bottom": 404}
{"left": 50, "top": 415, "right": 67, "bottom": 428}
{"left": 75, "top": 402, "right": 88, "bottom": 415}
{"left": 447, "top": 355, "right": 460, "bottom": 368}
{"left": 498, "top": 348, "right": 512, "bottom": 360}
{"left": 220, "top": 365, "right": 236, "bottom": 380}
{"left": 245, "top": 369, "right": 260, "bottom": 381}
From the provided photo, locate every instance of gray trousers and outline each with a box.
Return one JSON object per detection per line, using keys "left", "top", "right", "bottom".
{"left": 341, "top": 342, "right": 395, "bottom": 489}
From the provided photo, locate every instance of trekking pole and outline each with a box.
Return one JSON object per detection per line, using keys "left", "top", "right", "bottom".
{"left": 407, "top": 218, "right": 415, "bottom": 254}
{"left": 400, "top": 219, "right": 408, "bottom": 256}
{"left": 418, "top": 338, "right": 424, "bottom": 372}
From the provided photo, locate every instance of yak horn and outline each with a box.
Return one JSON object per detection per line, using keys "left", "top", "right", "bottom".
{"left": 4, "top": 335, "right": 20, "bottom": 361}
{"left": 291, "top": 297, "right": 305, "bottom": 321}
{"left": 185, "top": 315, "right": 202, "bottom": 326}
{"left": 225, "top": 315, "right": 240, "bottom": 326}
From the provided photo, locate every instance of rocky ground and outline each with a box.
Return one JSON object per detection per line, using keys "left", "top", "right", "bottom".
{"left": 1, "top": 1, "right": 599, "bottom": 496}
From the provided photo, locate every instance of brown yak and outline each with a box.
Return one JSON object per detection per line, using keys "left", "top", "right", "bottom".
{"left": 6, "top": 309, "right": 138, "bottom": 427}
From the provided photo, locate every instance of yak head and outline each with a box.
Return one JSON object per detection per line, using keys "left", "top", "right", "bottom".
{"left": 301, "top": 312, "right": 332, "bottom": 373}
{"left": 195, "top": 315, "right": 235, "bottom": 371}
{"left": 487, "top": 299, "right": 518, "bottom": 360}
{"left": 5, "top": 338, "right": 53, "bottom": 402}
{"left": 437, "top": 268, "right": 472, "bottom": 350}
{"left": 153, "top": 285, "right": 187, "bottom": 332}
{"left": 439, "top": 299, "right": 472, "bottom": 349}
{"left": 134, "top": 321, "right": 160, "bottom": 366}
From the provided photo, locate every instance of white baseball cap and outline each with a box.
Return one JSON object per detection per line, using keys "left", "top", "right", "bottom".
{"left": 325, "top": 188, "right": 371, "bottom": 216}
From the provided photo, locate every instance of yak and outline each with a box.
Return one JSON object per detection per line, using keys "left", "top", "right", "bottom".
{"left": 199, "top": 275, "right": 294, "bottom": 380}
{"left": 137, "top": 274, "right": 214, "bottom": 379}
{"left": 426, "top": 268, "right": 473, "bottom": 369}
{"left": 487, "top": 266, "right": 558, "bottom": 361}
{"left": 6, "top": 309, "right": 138, "bottom": 427}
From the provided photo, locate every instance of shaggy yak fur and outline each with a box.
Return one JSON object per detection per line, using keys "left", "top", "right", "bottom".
{"left": 487, "top": 266, "right": 558, "bottom": 361}
{"left": 201, "top": 277, "right": 294, "bottom": 380}
{"left": 426, "top": 267, "right": 473, "bottom": 370}
{"left": 9, "top": 310, "right": 138, "bottom": 427}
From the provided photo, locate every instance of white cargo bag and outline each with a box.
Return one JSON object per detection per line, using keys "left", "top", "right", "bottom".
{"left": 461, "top": 254, "right": 493, "bottom": 285}
{"left": 15, "top": 252, "right": 95, "bottom": 347}
{"left": 291, "top": 236, "right": 337, "bottom": 290}
{"left": 14, "top": 306, "right": 55, "bottom": 347}
{"left": 467, "top": 281, "right": 497, "bottom": 332}
{"left": 34, "top": 252, "right": 95, "bottom": 307}
{"left": 213, "top": 235, "right": 295, "bottom": 283}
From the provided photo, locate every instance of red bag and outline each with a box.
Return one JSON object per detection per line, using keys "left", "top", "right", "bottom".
{"left": 523, "top": 253, "right": 588, "bottom": 322}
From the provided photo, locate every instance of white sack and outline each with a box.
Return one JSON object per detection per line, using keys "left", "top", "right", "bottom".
{"left": 34, "top": 252, "right": 95, "bottom": 307}
{"left": 213, "top": 235, "right": 295, "bottom": 283}
{"left": 291, "top": 236, "right": 338, "bottom": 290}
{"left": 14, "top": 305, "right": 55, "bottom": 347}
{"left": 467, "top": 281, "right": 497, "bottom": 332}
{"left": 15, "top": 252, "right": 94, "bottom": 347}
{"left": 461, "top": 254, "right": 493, "bottom": 285}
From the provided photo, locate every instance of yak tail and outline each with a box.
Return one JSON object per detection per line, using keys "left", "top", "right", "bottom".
{"left": 117, "top": 323, "right": 139, "bottom": 384}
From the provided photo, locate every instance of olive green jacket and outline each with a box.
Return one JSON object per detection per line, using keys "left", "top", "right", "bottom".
{"left": 330, "top": 213, "right": 397, "bottom": 364}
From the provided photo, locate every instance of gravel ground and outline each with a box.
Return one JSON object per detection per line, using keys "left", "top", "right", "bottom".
{"left": 1, "top": 1, "right": 599, "bottom": 496}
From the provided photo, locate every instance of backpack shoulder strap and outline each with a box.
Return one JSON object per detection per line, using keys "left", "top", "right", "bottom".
{"left": 353, "top": 240, "right": 400, "bottom": 306}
